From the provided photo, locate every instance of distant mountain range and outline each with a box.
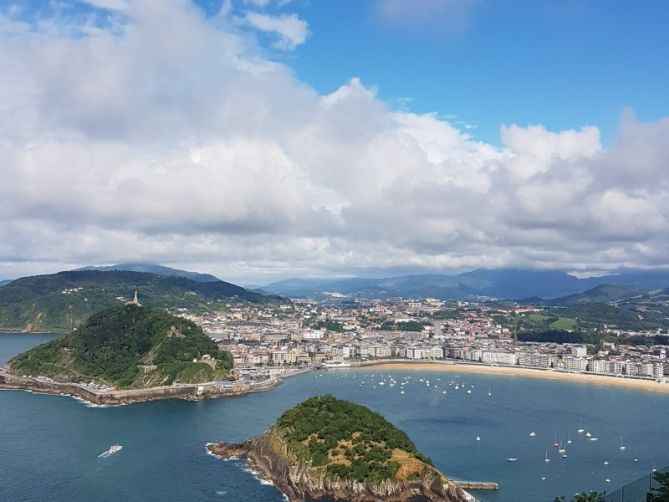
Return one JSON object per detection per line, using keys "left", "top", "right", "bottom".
{"left": 76, "top": 263, "right": 220, "bottom": 283}
{"left": 0, "top": 270, "right": 277, "bottom": 331}
{"left": 0, "top": 280, "right": 10, "bottom": 287}
{"left": 263, "top": 268, "right": 669, "bottom": 300}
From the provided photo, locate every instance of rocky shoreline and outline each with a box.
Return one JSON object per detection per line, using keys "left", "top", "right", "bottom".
{"left": 207, "top": 428, "right": 473, "bottom": 502}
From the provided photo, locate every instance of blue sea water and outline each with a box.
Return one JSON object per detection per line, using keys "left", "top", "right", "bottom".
{"left": 1, "top": 333, "right": 668, "bottom": 502}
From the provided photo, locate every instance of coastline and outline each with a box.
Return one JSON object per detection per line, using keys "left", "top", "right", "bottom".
{"left": 352, "top": 360, "right": 669, "bottom": 394}
{"left": 3, "top": 357, "right": 668, "bottom": 405}
{"left": 206, "top": 434, "right": 479, "bottom": 502}
{"left": 0, "top": 371, "right": 287, "bottom": 406}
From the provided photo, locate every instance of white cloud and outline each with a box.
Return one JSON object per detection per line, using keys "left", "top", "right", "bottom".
{"left": 0, "top": 1, "right": 668, "bottom": 282}
{"left": 240, "top": 11, "right": 308, "bottom": 50}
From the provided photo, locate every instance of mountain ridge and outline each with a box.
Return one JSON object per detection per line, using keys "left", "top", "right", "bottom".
{"left": 0, "top": 270, "right": 278, "bottom": 331}
{"left": 263, "top": 268, "right": 669, "bottom": 300}
{"left": 76, "top": 263, "right": 220, "bottom": 282}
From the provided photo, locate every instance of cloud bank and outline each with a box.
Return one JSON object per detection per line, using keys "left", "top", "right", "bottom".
{"left": 0, "top": 0, "right": 668, "bottom": 282}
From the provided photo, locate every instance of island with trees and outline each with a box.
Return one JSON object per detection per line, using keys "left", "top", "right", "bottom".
{"left": 207, "top": 394, "right": 478, "bottom": 501}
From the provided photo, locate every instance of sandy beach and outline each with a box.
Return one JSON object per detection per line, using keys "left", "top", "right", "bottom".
{"left": 358, "top": 361, "right": 669, "bottom": 395}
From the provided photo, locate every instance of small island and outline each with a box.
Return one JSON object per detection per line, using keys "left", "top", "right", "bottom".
{"left": 0, "top": 301, "right": 250, "bottom": 404}
{"left": 207, "top": 395, "right": 474, "bottom": 501}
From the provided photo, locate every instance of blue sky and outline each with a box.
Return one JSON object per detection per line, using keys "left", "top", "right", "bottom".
{"left": 15, "top": 0, "right": 668, "bottom": 145}
{"left": 1, "top": 0, "right": 669, "bottom": 281}
{"left": 201, "top": 0, "right": 669, "bottom": 146}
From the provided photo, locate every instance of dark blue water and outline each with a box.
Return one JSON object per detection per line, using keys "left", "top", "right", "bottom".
{"left": 1, "top": 334, "right": 668, "bottom": 502}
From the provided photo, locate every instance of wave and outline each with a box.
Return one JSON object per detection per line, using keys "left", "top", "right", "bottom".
{"left": 242, "top": 459, "right": 274, "bottom": 486}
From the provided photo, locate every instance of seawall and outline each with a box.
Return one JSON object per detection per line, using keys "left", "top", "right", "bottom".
{"left": 0, "top": 371, "right": 282, "bottom": 405}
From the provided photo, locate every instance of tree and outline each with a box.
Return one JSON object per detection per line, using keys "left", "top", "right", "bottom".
{"left": 652, "top": 471, "right": 669, "bottom": 502}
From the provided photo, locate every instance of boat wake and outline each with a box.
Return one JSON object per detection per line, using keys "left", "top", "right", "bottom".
{"left": 98, "top": 444, "right": 122, "bottom": 458}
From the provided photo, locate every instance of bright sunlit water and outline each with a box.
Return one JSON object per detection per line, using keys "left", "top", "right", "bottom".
{"left": 1, "top": 333, "right": 667, "bottom": 502}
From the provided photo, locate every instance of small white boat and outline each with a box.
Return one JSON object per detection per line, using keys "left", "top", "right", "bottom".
{"left": 506, "top": 457, "right": 518, "bottom": 462}
{"left": 589, "top": 437, "right": 599, "bottom": 442}
{"left": 466, "top": 389, "right": 472, "bottom": 394}
{"left": 541, "top": 475, "right": 546, "bottom": 481}
{"left": 605, "top": 478, "right": 611, "bottom": 483}
{"left": 544, "top": 452, "right": 550, "bottom": 463}
{"left": 98, "top": 444, "right": 123, "bottom": 458}
{"left": 619, "top": 437, "right": 626, "bottom": 451}
{"left": 561, "top": 453, "right": 568, "bottom": 459}
{"left": 585, "top": 432, "right": 592, "bottom": 438}
{"left": 476, "top": 436, "right": 481, "bottom": 442}
{"left": 558, "top": 440, "right": 566, "bottom": 454}
{"left": 529, "top": 432, "right": 536, "bottom": 437}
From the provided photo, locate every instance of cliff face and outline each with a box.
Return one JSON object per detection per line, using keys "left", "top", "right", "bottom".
{"left": 208, "top": 427, "right": 470, "bottom": 502}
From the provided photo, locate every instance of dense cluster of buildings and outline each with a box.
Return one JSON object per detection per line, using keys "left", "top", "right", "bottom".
{"left": 183, "top": 298, "right": 668, "bottom": 383}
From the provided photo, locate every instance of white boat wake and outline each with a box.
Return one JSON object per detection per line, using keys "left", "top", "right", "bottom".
{"left": 98, "top": 444, "right": 123, "bottom": 458}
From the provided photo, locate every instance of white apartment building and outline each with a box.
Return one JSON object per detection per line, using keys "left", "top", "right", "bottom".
{"left": 481, "top": 351, "right": 517, "bottom": 366}
{"left": 563, "top": 356, "right": 588, "bottom": 372}
{"left": 589, "top": 359, "right": 612, "bottom": 375}
{"left": 518, "top": 353, "right": 555, "bottom": 368}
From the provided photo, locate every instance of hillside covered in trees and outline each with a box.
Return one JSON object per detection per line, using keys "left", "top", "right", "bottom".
{"left": 276, "top": 395, "right": 433, "bottom": 484}
{"left": 208, "top": 395, "right": 469, "bottom": 501}
{"left": 8, "top": 305, "right": 233, "bottom": 388}
{"left": 0, "top": 270, "right": 278, "bottom": 331}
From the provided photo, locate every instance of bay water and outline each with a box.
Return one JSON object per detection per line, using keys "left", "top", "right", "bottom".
{"left": 1, "top": 333, "right": 667, "bottom": 502}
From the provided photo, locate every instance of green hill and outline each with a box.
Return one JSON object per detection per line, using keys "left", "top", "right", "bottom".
{"left": 276, "top": 394, "right": 432, "bottom": 483}
{"left": 208, "top": 394, "right": 470, "bottom": 501}
{"left": 8, "top": 305, "right": 233, "bottom": 388}
{"left": 551, "top": 284, "right": 643, "bottom": 305}
{"left": 0, "top": 270, "right": 278, "bottom": 331}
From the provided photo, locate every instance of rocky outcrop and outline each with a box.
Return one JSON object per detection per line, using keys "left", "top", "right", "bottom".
{"left": 207, "top": 427, "right": 471, "bottom": 502}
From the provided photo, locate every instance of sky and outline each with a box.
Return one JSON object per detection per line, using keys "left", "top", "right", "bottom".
{"left": 1, "top": 0, "right": 669, "bottom": 284}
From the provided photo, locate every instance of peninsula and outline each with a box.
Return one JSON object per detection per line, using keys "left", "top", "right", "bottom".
{"left": 0, "top": 303, "right": 254, "bottom": 405}
{"left": 207, "top": 394, "right": 476, "bottom": 501}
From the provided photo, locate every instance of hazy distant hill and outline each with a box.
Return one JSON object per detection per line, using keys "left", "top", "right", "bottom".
{"left": 0, "top": 270, "right": 276, "bottom": 331}
{"left": 264, "top": 268, "right": 669, "bottom": 300}
{"left": 77, "top": 263, "right": 220, "bottom": 282}
{"left": 549, "top": 284, "right": 643, "bottom": 305}
{"left": 0, "top": 280, "right": 10, "bottom": 287}
{"left": 517, "top": 283, "right": 669, "bottom": 332}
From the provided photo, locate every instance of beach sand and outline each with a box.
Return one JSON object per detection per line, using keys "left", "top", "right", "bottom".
{"left": 358, "top": 361, "right": 669, "bottom": 394}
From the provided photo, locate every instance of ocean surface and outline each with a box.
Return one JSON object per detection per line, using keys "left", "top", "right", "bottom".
{"left": 1, "top": 333, "right": 668, "bottom": 502}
